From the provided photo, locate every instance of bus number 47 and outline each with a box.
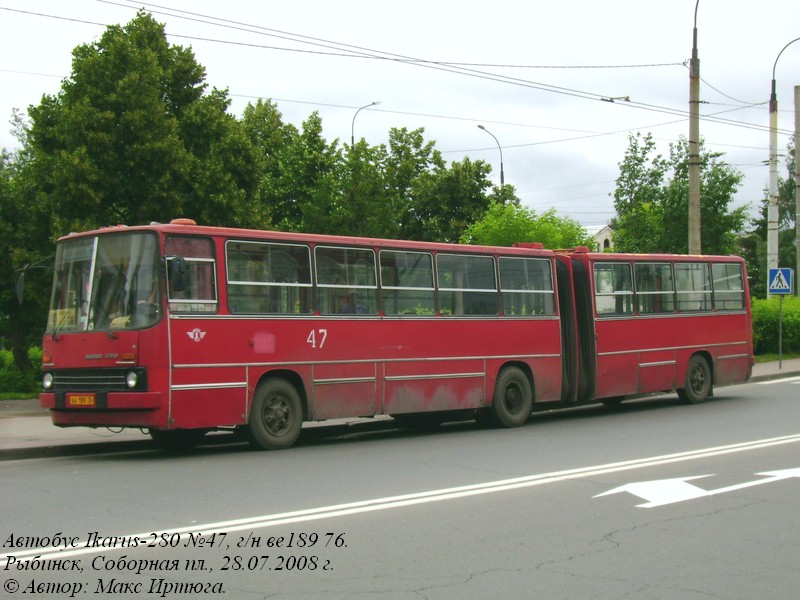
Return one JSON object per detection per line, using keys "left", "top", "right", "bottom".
{"left": 307, "top": 328, "right": 328, "bottom": 349}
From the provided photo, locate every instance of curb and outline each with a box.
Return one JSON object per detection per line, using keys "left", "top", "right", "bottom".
{"left": 0, "top": 416, "right": 400, "bottom": 462}
{"left": 2, "top": 367, "right": 799, "bottom": 461}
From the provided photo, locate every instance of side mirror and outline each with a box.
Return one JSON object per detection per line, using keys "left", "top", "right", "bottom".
{"left": 168, "top": 257, "right": 187, "bottom": 293}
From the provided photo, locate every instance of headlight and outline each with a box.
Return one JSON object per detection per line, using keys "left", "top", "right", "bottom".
{"left": 42, "top": 372, "right": 54, "bottom": 390}
{"left": 125, "top": 371, "right": 139, "bottom": 389}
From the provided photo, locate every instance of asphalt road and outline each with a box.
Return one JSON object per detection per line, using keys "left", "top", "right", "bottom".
{"left": 2, "top": 375, "right": 800, "bottom": 599}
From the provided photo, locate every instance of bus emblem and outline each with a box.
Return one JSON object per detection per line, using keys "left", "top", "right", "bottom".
{"left": 187, "top": 328, "right": 206, "bottom": 342}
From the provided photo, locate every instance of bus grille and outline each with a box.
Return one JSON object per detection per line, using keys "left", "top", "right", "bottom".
{"left": 48, "top": 369, "right": 147, "bottom": 392}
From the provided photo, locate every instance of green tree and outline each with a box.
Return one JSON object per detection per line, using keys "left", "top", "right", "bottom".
{"left": 178, "top": 89, "right": 263, "bottom": 228}
{"left": 405, "top": 156, "right": 495, "bottom": 242}
{"left": 612, "top": 132, "right": 747, "bottom": 255}
{"left": 0, "top": 116, "right": 52, "bottom": 370}
{"left": 25, "top": 11, "right": 258, "bottom": 233}
{"left": 241, "top": 99, "right": 293, "bottom": 228}
{"left": 268, "top": 111, "right": 343, "bottom": 234}
{"left": 383, "top": 127, "right": 442, "bottom": 239}
{"left": 461, "top": 202, "right": 594, "bottom": 248}
{"left": 610, "top": 132, "right": 665, "bottom": 252}
{"left": 337, "top": 139, "right": 391, "bottom": 237}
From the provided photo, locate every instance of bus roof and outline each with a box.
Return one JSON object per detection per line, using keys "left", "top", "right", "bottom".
{"left": 555, "top": 248, "right": 745, "bottom": 263}
{"left": 57, "top": 219, "right": 558, "bottom": 258}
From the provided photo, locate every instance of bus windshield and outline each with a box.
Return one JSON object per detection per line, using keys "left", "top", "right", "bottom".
{"left": 47, "top": 232, "right": 161, "bottom": 332}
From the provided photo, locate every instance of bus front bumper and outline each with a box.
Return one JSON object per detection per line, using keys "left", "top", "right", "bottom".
{"left": 40, "top": 392, "right": 163, "bottom": 428}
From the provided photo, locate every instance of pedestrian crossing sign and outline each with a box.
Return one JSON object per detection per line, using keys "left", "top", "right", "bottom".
{"left": 768, "top": 268, "right": 793, "bottom": 295}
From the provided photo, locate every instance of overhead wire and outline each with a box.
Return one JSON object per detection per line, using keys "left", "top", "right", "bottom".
{"left": 97, "top": 0, "right": 793, "bottom": 136}
{"left": 3, "top": 3, "right": 794, "bottom": 139}
{"left": 1, "top": 0, "right": 790, "bottom": 210}
{"left": 1, "top": 1, "right": 789, "bottom": 232}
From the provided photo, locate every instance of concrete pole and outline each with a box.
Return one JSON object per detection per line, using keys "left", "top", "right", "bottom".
{"left": 795, "top": 85, "right": 799, "bottom": 295}
{"left": 767, "top": 79, "right": 779, "bottom": 272}
{"left": 688, "top": 2, "right": 702, "bottom": 255}
{"left": 768, "top": 38, "right": 800, "bottom": 274}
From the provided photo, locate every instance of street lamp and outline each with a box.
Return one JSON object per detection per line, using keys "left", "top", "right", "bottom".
{"left": 767, "top": 37, "right": 800, "bottom": 273}
{"left": 477, "top": 124, "right": 504, "bottom": 187}
{"left": 351, "top": 101, "right": 381, "bottom": 146}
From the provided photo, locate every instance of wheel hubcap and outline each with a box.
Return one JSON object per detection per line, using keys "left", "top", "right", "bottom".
{"left": 504, "top": 384, "right": 523, "bottom": 415}
{"left": 263, "top": 395, "right": 290, "bottom": 434}
{"left": 690, "top": 366, "right": 706, "bottom": 394}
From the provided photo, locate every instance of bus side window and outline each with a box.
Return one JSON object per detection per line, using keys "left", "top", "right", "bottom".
{"left": 499, "top": 257, "right": 555, "bottom": 316}
{"left": 675, "top": 263, "right": 712, "bottom": 312}
{"left": 315, "top": 246, "right": 378, "bottom": 315}
{"left": 379, "top": 250, "right": 435, "bottom": 316}
{"left": 165, "top": 236, "right": 218, "bottom": 314}
{"left": 593, "top": 263, "right": 633, "bottom": 316}
{"left": 635, "top": 263, "right": 675, "bottom": 314}
{"left": 226, "top": 241, "right": 312, "bottom": 315}
{"left": 712, "top": 263, "right": 744, "bottom": 310}
{"left": 437, "top": 254, "right": 497, "bottom": 316}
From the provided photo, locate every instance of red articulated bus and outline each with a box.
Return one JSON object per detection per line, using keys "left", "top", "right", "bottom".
{"left": 39, "top": 219, "right": 753, "bottom": 450}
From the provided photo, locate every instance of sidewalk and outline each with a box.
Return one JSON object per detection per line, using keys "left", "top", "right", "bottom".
{"left": 2, "top": 358, "right": 799, "bottom": 460}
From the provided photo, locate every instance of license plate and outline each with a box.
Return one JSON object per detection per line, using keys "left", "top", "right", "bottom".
{"left": 67, "top": 393, "right": 96, "bottom": 408}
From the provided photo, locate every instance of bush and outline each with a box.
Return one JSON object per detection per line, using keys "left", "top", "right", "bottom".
{"left": 0, "top": 348, "right": 41, "bottom": 395}
{"left": 752, "top": 296, "right": 800, "bottom": 355}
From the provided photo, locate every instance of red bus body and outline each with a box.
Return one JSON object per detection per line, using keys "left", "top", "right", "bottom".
{"left": 554, "top": 250, "right": 753, "bottom": 404}
{"left": 39, "top": 221, "right": 753, "bottom": 449}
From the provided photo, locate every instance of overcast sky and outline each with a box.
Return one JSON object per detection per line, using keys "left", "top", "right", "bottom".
{"left": 1, "top": 0, "right": 798, "bottom": 231}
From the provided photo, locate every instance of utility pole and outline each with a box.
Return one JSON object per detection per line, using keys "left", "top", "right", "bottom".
{"left": 688, "top": 0, "right": 702, "bottom": 255}
{"left": 795, "top": 85, "right": 799, "bottom": 295}
{"left": 768, "top": 78, "right": 780, "bottom": 272}
{"left": 768, "top": 38, "right": 800, "bottom": 273}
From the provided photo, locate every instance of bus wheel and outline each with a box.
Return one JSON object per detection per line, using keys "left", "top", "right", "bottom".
{"left": 247, "top": 379, "right": 303, "bottom": 450}
{"left": 678, "top": 355, "right": 712, "bottom": 404}
{"left": 489, "top": 367, "right": 532, "bottom": 428}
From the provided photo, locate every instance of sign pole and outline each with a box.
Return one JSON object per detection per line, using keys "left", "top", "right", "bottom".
{"left": 778, "top": 295, "right": 783, "bottom": 369}
{"left": 768, "top": 267, "right": 794, "bottom": 370}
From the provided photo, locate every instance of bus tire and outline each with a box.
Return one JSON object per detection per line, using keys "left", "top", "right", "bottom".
{"left": 678, "top": 355, "right": 712, "bottom": 404}
{"left": 489, "top": 367, "right": 533, "bottom": 428}
{"left": 247, "top": 378, "right": 303, "bottom": 450}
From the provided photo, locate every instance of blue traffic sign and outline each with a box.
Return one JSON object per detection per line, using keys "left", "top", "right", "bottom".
{"left": 768, "top": 268, "right": 793, "bottom": 295}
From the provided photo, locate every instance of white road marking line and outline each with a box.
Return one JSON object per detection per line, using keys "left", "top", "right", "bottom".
{"left": 595, "top": 468, "right": 800, "bottom": 508}
{"left": 756, "top": 376, "right": 800, "bottom": 385}
{"left": 5, "top": 433, "right": 800, "bottom": 562}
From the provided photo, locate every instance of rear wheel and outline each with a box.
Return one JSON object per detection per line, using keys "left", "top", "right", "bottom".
{"left": 485, "top": 367, "right": 532, "bottom": 428}
{"left": 247, "top": 379, "right": 303, "bottom": 450}
{"left": 678, "top": 355, "right": 712, "bottom": 404}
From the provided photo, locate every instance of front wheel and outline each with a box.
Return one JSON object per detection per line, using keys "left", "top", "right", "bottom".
{"left": 246, "top": 379, "right": 304, "bottom": 450}
{"left": 678, "top": 355, "right": 712, "bottom": 404}
{"left": 484, "top": 367, "right": 533, "bottom": 428}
